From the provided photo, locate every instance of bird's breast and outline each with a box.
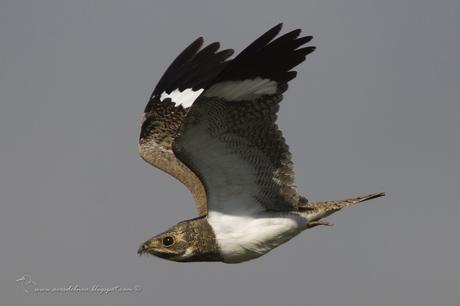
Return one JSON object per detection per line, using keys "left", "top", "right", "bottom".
{"left": 207, "top": 211, "right": 306, "bottom": 263}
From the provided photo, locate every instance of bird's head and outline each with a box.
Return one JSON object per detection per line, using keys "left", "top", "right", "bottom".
{"left": 137, "top": 217, "right": 221, "bottom": 262}
{"left": 138, "top": 222, "right": 193, "bottom": 261}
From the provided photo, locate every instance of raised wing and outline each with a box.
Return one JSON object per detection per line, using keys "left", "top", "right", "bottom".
{"left": 173, "top": 24, "right": 315, "bottom": 215}
{"left": 139, "top": 37, "right": 234, "bottom": 216}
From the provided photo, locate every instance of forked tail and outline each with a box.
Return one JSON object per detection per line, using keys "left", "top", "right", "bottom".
{"left": 302, "top": 192, "right": 385, "bottom": 228}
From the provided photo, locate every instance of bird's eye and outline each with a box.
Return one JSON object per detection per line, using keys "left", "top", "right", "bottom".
{"left": 162, "top": 236, "right": 174, "bottom": 246}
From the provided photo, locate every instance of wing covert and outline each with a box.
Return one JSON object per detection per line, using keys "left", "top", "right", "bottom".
{"left": 173, "top": 24, "right": 315, "bottom": 214}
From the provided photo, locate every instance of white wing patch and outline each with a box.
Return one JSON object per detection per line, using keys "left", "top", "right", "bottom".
{"left": 160, "top": 88, "right": 204, "bottom": 108}
{"left": 204, "top": 78, "right": 278, "bottom": 101}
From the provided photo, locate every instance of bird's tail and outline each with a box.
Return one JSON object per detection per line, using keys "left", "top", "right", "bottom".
{"left": 301, "top": 192, "right": 385, "bottom": 228}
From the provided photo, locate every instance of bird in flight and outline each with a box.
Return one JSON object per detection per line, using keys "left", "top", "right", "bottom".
{"left": 137, "top": 23, "right": 384, "bottom": 263}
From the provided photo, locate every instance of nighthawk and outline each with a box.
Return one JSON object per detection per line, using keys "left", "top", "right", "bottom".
{"left": 137, "top": 24, "right": 384, "bottom": 263}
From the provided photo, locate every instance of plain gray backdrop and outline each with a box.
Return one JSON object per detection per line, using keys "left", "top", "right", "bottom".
{"left": 1, "top": 0, "right": 459, "bottom": 305}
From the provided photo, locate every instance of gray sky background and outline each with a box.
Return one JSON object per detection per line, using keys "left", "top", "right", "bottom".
{"left": 1, "top": 1, "right": 459, "bottom": 305}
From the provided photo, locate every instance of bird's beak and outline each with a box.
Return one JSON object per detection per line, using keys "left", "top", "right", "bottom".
{"left": 137, "top": 243, "right": 148, "bottom": 255}
{"left": 138, "top": 238, "right": 161, "bottom": 255}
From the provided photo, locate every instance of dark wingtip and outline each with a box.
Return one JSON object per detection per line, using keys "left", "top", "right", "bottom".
{"left": 195, "top": 36, "right": 204, "bottom": 44}
{"left": 267, "top": 23, "right": 283, "bottom": 39}
{"left": 151, "top": 33, "right": 235, "bottom": 96}
{"left": 217, "top": 23, "right": 315, "bottom": 84}
{"left": 216, "top": 48, "right": 235, "bottom": 60}
{"left": 187, "top": 37, "right": 205, "bottom": 53}
{"left": 274, "top": 22, "right": 283, "bottom": 31}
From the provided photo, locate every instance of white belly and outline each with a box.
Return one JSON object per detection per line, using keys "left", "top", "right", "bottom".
{"left": 207, "top": 211, "right": 307, "bottom": 263}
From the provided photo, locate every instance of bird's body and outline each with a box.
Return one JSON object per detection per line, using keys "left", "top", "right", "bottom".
{"left": 208, "top": 211, "right": 306, "bottom": 263}
{"left": 136, "top": 24, "right": 384, "bottom": 263}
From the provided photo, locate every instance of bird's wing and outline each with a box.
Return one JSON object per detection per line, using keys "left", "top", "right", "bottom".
{"left": 173, "top": 24, "right": 315, "bottom": 215}
{"left": 139, "top": 37, "right": 234, "bottom": 216}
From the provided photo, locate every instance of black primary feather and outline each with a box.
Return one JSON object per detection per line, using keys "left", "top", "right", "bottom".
{"left": 145, "top": 37, "right": 234, "bottom": 112}
{"left": 214, "top": 23, "right": 315, "bottom": 88}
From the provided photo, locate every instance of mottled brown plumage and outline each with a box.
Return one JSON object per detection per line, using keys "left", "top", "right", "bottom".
{"left": 139, "top": 37, "right": 233, "bottom": 216}
{"left": 140, "top": 97, "right": 208, "bottom": 215}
